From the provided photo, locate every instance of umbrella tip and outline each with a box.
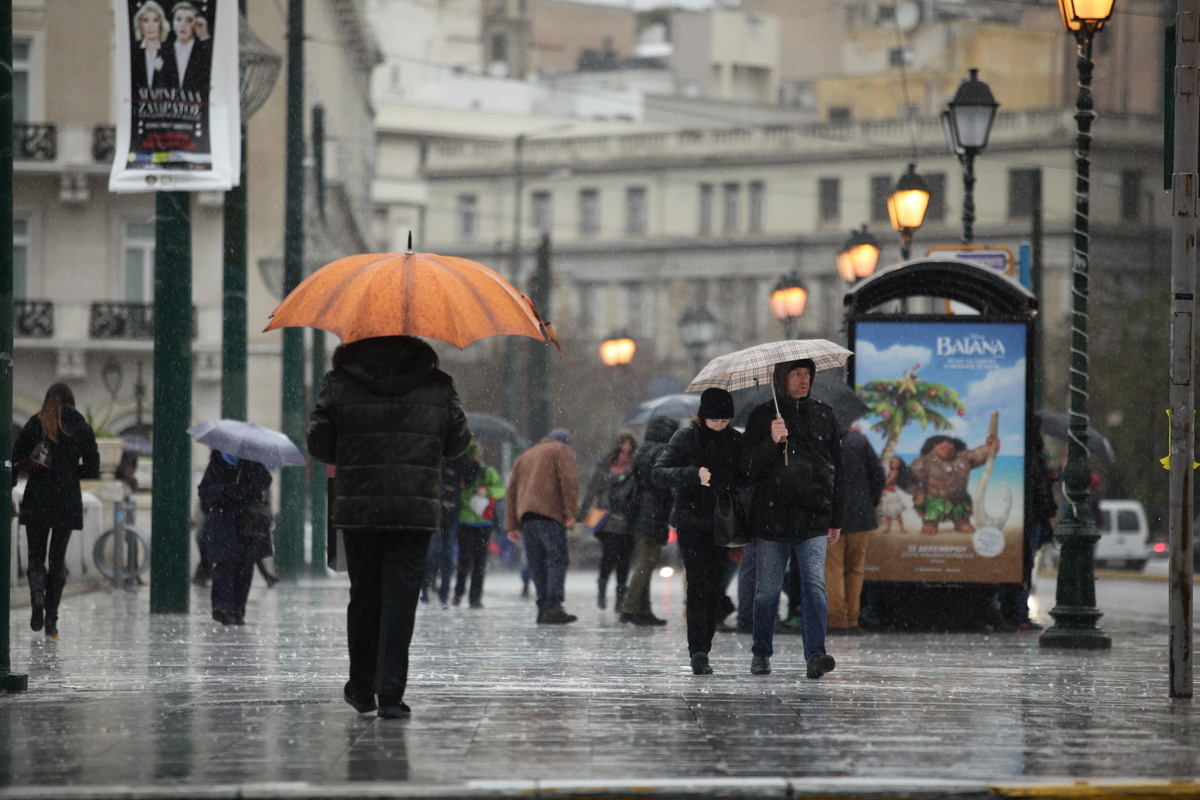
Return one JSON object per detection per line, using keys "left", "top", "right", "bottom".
{"left": 406, "top": 231, "right": 413, "bottom": 254}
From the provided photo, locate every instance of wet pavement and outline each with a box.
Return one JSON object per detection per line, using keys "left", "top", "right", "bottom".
{"left": 2, "top": 564, "right": 1199, "bottom": 799}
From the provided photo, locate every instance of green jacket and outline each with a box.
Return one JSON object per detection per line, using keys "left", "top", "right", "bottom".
{"left": 458, "top": 463, "right": 505, "bottom": 526}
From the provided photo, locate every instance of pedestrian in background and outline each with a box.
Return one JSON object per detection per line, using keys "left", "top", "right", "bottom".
{"left": 454, "top": 440, "right": 504, "bottom": 609}
{"left": 425, "top": 452, "right": 476, "bottom": 607}
{"left": 743, "top": 359, "right": 842, "bottom": 680}
{"left": 621, "top": 415, "right": 679, "bottom": 626}
{"left": 308, "top": 335, "right": 471, "bottom": 719}
{"left": 197, "top": 449, "right": 273, "bottom": 626}
{"left": 12, "top": 383, "right": 100, "bottom": 640}
{"left": 580, "top": 432, "right": 637, "bottom": 611}
{"left": 505, "top": 428, "right": 579, "bottom": 625}
{"left": 653, "top": 388, "right": 745, "bottom": 676}
{"left": 825, "top": 426, "right": 885, "bottom": 635}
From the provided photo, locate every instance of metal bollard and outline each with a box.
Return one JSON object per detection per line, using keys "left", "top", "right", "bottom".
{"left": 112, "top": 500, "right": 126, "bottom": 592}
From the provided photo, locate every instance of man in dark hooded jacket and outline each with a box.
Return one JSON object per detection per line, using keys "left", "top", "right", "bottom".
{"left": 308, "top": 335, "right": 470, "bottom": 719}
{"left": 743, "top": 358, "right": 843, "bottom": 680}
{"left": 620, "top": 415, "right": 679, "bottom": 626}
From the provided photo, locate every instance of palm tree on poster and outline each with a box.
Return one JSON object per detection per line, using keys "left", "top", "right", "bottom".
{"left": 859, "top": 364, "right": 965, "bottom": 463}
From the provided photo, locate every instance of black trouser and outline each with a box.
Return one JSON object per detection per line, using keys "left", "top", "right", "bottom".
{"left": 677, "top": 528, "right": 728, "bottom": 657}
{"left": 454, "top": 525, "right": 491, "bottom": 605}
{"left": 596, "top": 531, "right": 634, "bottom": 594}
{"left": 344, "top": 529, "right": 432, "bottom": 701}
{"left": 211, "top": 560, "right": 255, "bottom": 618}
{"left": 25, "top": 525, "right": 71, "bottom": 615}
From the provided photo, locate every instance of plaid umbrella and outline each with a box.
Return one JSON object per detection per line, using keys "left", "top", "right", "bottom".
{"left": 685, "top": 339, "right": 853, "bottom": 394}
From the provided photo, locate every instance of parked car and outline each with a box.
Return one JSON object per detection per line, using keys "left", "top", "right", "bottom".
{"left": 1149, "top": 514, "right": 1200, "bottom": 570}
{"left": 1045, "top": 499, "right": 1152, "bottom": 571}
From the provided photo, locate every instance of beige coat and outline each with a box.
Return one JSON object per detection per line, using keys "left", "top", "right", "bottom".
{"left": 504, "top": 437, "right": 579, "bottom": 531}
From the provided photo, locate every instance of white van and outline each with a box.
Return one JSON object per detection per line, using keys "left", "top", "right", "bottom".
{"left": 1044, "top": 499, "right": 1151, "bottom": 571}
{"left": 1093, "top": 499, "right": 1151, "bottom": 571}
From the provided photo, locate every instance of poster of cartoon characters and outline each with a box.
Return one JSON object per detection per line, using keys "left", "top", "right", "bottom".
{"left": 851, "top": 319, "right": 1028, "bottom": 584}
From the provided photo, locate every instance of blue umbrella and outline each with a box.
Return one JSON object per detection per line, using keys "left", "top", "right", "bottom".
{"left": 186, "top": 419, "right": 306, "bottom": 467}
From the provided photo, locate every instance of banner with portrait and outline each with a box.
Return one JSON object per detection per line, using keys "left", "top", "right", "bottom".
{"left": 110, "top": 0, "right": 240, "bottom": 193}
{"left": 850, "top": 319, "right": 1030, "bottom": 585}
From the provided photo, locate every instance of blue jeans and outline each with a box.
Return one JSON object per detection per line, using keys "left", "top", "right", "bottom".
{"left": 522, "top": 516, "right": 569, "bottom": 609}
{"left": 753, "top": 536, "right": 828, "bottom": 662}
{"left": 424, "top": 518, "right": 458, "bottom": 603}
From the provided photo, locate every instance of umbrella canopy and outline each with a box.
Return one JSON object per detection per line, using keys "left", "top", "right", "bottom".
{"left": 731, "top": 373, "right": 867, "bottom": 431}
{"left": 465, "top": 412, "right": 522, "bottom": 444}
{"left": 624, "top": 394, "right": 701, "bottom": 425}
{"left": 186, "top": 419, "right": 306, "bottom": 467}
{"left": 120, "top": 435, "right": 153, "bottom": 455}
{"left": 1034, "top": 409, "right": 1116, "bottom": 463}
{"left": 263, "top": 244, "right": 561, "bottom": 350}
{"left": 686, "top": 339, "right": 853, "bottom": 394}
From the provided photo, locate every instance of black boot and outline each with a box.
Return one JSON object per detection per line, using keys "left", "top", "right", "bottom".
{"left": 30, "top": 592, "right": 44, "bottom": 632}
{"left": 44, "top": 611, "right": 59, "bottom": 639}
{"left": 614, "top": 585, "right": 627, "bottom": 614}
{"left": 596, "top": 583, "right": 606, "bottom": 610}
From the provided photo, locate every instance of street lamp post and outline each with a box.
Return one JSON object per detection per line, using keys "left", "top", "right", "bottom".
{"left": 599, "top": 333, "right": 636, "bottom": 429}
{"left": 942, "top": 68, "right": 999, "bottom": 244}
{"left": 887, "top": 163, "right": 931, "bottom": 261}
{"left": 678, "top": 305, "right": 717, "bottom": 376}
{"left": 769, "top": 272, "right": 808, "bottom": 339}
{"left": 836, "top": 224, "right": 881, "bottom": 284}
{"left": 1040, "top": 0, "right": 1115, "bottom": 651}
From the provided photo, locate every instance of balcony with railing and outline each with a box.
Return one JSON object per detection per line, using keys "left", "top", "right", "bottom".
{"left": 11, "top": 124, "right": 118, "bottom": 164}
{"left": 14, "top": 300, "right": 53, "bottom": 338}
{"left": 89, "top": 302, "right": 197, "bottom": 340}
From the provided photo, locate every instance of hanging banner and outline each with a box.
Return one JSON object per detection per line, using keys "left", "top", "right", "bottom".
{"left": 110, "top": 0, "right": 240, "bottom": 193}
{"left": 851, "top": 319, "right": 1029, "bottom": 585}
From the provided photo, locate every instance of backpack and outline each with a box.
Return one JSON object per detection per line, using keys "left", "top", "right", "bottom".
{"left": 607, "top": 469, "right": 640, "bottom": 519}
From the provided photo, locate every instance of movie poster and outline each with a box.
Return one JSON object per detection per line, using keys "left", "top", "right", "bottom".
{"left": 851, "top": 319, "right": 1028, "bottom": 584}
{"left": 110, "top": 0, "right": 240, "bottom": 192}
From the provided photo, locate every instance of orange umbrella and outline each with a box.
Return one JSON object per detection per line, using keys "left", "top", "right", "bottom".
{"left": 263, "top": 244, "right": 560, "bottom": 350}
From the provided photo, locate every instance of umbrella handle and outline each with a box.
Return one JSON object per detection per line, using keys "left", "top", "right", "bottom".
{"left": 771, "top": 383, "right": 788, "bottom": 466}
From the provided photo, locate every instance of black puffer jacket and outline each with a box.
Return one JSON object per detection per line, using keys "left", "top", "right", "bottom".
{"left": 743, "top": 364, "right": 844, "bottom": 541}
{"left": 13, "top": 406, "right": 99, "bottom": 530}
{"left": 307, "top": 336, "right": 471, "bottom": 534}
{"left": 628, "top": 415, "right": 679, "bottom": 543}
{"left": 653, "top": 422, "right": 744, "bottom": 534}
{"left": 838, "top": 429, "right": 885, "bottom": 535}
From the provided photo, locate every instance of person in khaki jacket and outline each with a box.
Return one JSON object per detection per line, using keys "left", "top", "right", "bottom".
{"left": 505, "top": 429, "right": 580, "bottom": 624}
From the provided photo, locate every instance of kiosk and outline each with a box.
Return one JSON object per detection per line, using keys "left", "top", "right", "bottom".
{"left": 843, "top": 259, "right": 1040, "bottom": 630}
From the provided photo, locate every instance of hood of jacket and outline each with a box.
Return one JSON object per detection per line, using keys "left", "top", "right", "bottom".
{"left": 644, "top": 415, "right": 680, "bottom": 444}
{"left": 772, "top": 359, "right": 816, "bottom": 408}
{"left": 336, "top": 335, "right": 436, "bottom": 396}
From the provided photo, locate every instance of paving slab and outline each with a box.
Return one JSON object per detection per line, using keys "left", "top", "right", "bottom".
{"left": 2, "top": 564, "right": 1199, "bottom": 799}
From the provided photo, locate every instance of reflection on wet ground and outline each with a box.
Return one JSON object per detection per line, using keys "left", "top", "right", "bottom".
{"left": 2, "top": 567, "right": 1198, "bottom": 797}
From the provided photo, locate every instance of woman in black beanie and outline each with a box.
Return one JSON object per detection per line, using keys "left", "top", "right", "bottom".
{"left": 651, "top": 388, "right": 746, "bottom": 675}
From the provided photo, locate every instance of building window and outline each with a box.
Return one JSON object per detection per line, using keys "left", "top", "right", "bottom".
{"left": 490, "top": 33, "right": 507, "bottom": 64}
{"left": 13, "top": 40, "right": 30, "bottom": 124}
{"left": 870, "top": 175, "right": 893, "bottom": 223}
{"left": 924, "top": 172, "right": 946, "bottom": 223}
{"left": 698, "top": 183, "right": 714, "bottom": 234}
{"left": 13, "top": 217, "right": 29, "bottom": 300}
{"left": 457, "top": 193, "right": 478, "bottom": 241}
{"left": 123, "top": 221, "right": 155, "bottom": 303}
{"left": 625, "top": 186, "right": 647, "bottom": 235}
{"left": 748, "top": 181, "right": 765, "bottom": 231}
{"left": 1007, "top": 168, "right": 1041, "bottom": 219}
{"left": 1121, "top": 170, "right": 1142, "bottom": 222}
{"left": 532, "top": 190, "right": 552, "bottom": 233}
{"left": 818, "top": 178, "right": 840, "bottom": 224}
{"left": 722, "top": 183, "right": 740, "bottom": 231}
{"left": 579, "top": 188, "right": 600, "bottom": 235}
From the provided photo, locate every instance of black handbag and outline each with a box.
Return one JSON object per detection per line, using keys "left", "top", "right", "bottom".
{"left": 711, "top": 491, "right": 751, "bottom": 548}
{"left": 240, "top": 492, "right": 273, "bottom": 538}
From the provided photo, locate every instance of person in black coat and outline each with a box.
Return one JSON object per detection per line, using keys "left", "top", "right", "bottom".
{"left": 197, "top": 450, "right": 272, "bottom": 626}
{"left": 652, "top": 389, "right": 744, "bottom": 676}
{"left": 743, "top": 358, "right": 843, "bottom": 680}
{"left": 579, "top": 432, "right": 637, "bottom": 612}
{"left": 825, "top": 427, "right": 885, "bottom": 635}
{"left": 12, "top": 383, "right": 100, "bottom": 639}
{"left": 620, "top": 415, "right": 678, "bottom": 626}
{"left": 308, "top": 335, "right": 470, "bottom": 720}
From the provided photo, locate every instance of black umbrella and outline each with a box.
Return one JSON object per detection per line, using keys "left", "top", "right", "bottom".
{"left": 465, "top": 412, "right": 522, "bottom": 444}
{"left": 731, "top": 373, "right": 868, "bottom": 431}
{"left": 624, "top": 394, "right": 700, "bottom": 425}
{"left": 1034, "top": 409, "right": 1116, "bottom": 463}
